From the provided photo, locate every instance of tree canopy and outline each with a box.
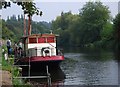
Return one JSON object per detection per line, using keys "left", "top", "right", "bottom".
{"left": 52, "top": 1, "right": 112, "bottom": 48}
{"left": 113, "top": 13, "right": 120, "bottom": 49}
{"left": 79, "top": 1, "right": 110, "bottom": 45}
{"left": 1, "top": 0, "right": 42, "bottom": 16}
{"left": 1, "top": 1, "right": 119, "bottom": 49}
{"left": 2, "top": 15, "right": 51, "bottom": 41}
{"left": 1, "top": 0, "right": 43, "bottom": 35}
{"left": 52, "top": 11, "right": 81, "bottom": 46}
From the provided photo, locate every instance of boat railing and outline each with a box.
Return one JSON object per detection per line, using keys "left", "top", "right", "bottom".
{"left": 15, "top": 47, "right": 64, "bottom": 59}
{"left": 56, "top": 48, "right": 64, "bottom": 56}
{"left": 26, "top": 47, "right": 64, "bottom": 57}
{"left": 25, "top": 47, "right": 56, "bottom": 57}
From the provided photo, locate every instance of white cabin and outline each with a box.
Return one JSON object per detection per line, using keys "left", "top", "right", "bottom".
{"left": 22, "top": 34, "right": 57, "bottom": 57}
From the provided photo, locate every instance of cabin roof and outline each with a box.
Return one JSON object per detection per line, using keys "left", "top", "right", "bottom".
{"left": 21, "top": 34, "right": 59, "bottom": 39}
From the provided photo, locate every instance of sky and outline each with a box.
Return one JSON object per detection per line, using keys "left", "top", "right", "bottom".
{"left": 1, "top": 0, "right": 120, "bottom": 22}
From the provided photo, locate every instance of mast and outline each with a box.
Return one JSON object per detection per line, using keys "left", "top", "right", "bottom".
{"left": 24, "top": 13, "right": 26, "bottom": 36}
{"left": 28, "top": 15, "right": 32, "bottom": 35}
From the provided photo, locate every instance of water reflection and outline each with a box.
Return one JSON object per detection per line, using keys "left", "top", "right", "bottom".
{"left": 22, "top": 47, "right": 118, "bottom": 86}
{"left": 61, "top": 47, "right": 118, "bottom": 85}
{"left": 22, "top": 65, "right": 65, "bottom": 86}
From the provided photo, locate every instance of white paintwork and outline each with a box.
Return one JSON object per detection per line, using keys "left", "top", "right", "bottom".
{"left": 28, "top": 43, "right": 56, "bottom": 49}
{"left": 26, "top": 43, "right": 57, "bottom": 57}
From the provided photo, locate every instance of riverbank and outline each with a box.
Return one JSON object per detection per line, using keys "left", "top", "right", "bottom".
{"left": 0, "top": 70, "right": 12, "bottom": 86}
{"left": 1, "top": 55, "right": 26, "bottom": 86}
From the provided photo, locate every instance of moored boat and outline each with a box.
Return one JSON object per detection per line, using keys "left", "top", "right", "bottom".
{"left": 14, "top": 33, "right": 64, "bottom": 67}
{"left": 14, "top": 13, "right": 64, "bottom": 68}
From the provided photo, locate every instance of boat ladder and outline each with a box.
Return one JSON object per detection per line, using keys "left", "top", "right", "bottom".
{"left": 11, "top": 57, "right": 51, "bottom": 87}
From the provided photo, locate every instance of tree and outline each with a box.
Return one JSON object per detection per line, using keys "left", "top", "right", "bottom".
{"left": 100, "top": 21, "right": 114, "bottom": 48}
{"left": 2, "top": 19, "right": 16, "bottom": 40}
{"left": 1, "top": 0, "right": 42, "bottom": 16}
{"left": 52, "top": 11, "right": 81, "bottom": 46}
{"left": 79, "top": 1, "right": 110, "bottom": 45}
{"left": 0, "top": 1, "right": 10, "bottom": 9}
{"left": 113, "top": 13, "right": 120, "bottom": 59}
{"left": 113, "top": 13, "right": 120, "bottom": 39}
{"left": 1, "top": 0, "right": 42, "bottom": 35}
{"left": 1, "top": 16, "right": 51, "bottom": 42}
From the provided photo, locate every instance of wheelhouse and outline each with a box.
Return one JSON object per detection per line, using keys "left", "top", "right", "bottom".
{"left": 21, "top": 34, "right": 59, "bottom": 58}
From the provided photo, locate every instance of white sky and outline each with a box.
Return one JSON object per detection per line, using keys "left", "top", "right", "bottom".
{"left": 1, "top": 0, "right": 120, "bottom": 22}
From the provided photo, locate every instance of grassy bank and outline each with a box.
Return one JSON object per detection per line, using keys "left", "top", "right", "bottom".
{"left": 2, "top": 54, "right": 30, "bottom": 86}
{"left": 1, "top": 44, "right": 31, "bottom": 86}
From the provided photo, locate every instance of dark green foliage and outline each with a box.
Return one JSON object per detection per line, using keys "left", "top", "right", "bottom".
{"left": 31, "top": 21, "right": 51, "bottom": 34}
{"left": 2, "top": 56, "right": 12, "bottom": 71}
{"left": 1, "top": 0, "right": 43, "bottom": 42}
{"left": 2, "top": 15, "right": 51, "bottom": 41}
{"left": 2, "top": 19, "right": 16, "bottom": 41}
{"left": 99, "top": 22, "right": 114, "bottom": 48}
{"left": 52, "top": 1, "right": 115, "bottom": 48}
{"left": 52, "top": 11, "right": 81, "bottom": 46}
{"left": 113, "top": 13, "right": 120, "bottom": 43}
{"left": 1, "top": 1, "right": 118, "bottom": 49}
{"left": 79, "top": 2, "right": 110, "bottom": 45}
{"left": 2, "top": 53, "right": 27, "bottom": 85}
{"left": 113, "top": 13, "right": 120, "bottom": 53}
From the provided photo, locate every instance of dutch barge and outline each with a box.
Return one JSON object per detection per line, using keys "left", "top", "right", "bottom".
{"left": 15, "top": 33, "right": 64, "bottom": 67}
{"left": 14, "top": 12, "right": 64, "bottom": 69}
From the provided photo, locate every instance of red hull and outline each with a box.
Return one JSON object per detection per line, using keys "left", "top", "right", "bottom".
{"left": 19, "top": 56, "right": 64, "bottom": 63}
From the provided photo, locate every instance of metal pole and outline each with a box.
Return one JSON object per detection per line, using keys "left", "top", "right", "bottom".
{"left": 46, "top": 65, "right": 51, "bottom": 87}
{"left": 28, "top": 54, "right": 31, "bottom": 82}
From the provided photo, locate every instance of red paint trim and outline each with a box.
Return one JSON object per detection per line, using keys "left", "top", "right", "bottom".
{"left": 29, "top": 38, "right": 37, "bottom": 43}
{"left": 20, "top": 56, "right": 64, "bottom": 62}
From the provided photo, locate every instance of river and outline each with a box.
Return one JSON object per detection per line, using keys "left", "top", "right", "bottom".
{"left": 28, "top": 47, "right": 119, "bottom": 86}
{"left": 60, "top": 47, "right": 118, "bottom": 85}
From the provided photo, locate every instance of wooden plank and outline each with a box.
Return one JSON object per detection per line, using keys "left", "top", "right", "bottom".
{"left": 13, "top": 76, "right": 49, "bottom": 79}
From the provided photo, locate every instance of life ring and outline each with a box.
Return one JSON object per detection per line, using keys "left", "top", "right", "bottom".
{"left": 42, "top": 47, "right": 51, "bottom": 57}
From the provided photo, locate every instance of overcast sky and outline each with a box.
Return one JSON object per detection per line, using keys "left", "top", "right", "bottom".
{"left": 1, "top": 0, "right": 119, "bottom": 22}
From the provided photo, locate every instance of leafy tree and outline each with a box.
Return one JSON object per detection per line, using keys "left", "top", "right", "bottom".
{"left": 1, "top": 0, "right": 42, "bottom": 35}
{"left": 2, "top": 16, "right": 51, "bottom": 41}
{"left": 52, "top": 2, "right": 111, "bottom": 47}
{"left": 2, "top": 19, "right": 16, "bottom": 40}
{"left": 60, "top": 11, "right": 70, "bottom": 30}
{"left": 0, "top": 1, "right": 10, "bottom": 9}
{"left": 52, "top": 12, "right": 81, "bottom": 46}
{"left": 1, "top": 0, "right": 42, "bottom": 16}
{"left": 79, "top": 1, "right": 110, "bottom": 45}
{"left": 113, "top": 13, "right": 120, "bottom": 50}
{"left": 100, "top": 22, "right": 114, "bottom": 48}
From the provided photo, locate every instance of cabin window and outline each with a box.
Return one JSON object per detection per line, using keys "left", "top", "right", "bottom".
{"left": 29, "top": 38, "right": 37, "bottom": 43}
{"left": 38, "top": 37, "right": 45, "bottom": 43}
{"left": 47, "top": 37, "right": 55, "bottom": 43}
